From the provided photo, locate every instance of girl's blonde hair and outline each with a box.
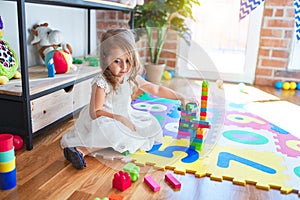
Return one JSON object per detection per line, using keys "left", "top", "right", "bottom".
{"left": 100, "top": 28, "right": 141, "bottom": 92}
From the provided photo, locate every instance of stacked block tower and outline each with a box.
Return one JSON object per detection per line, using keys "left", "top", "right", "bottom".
{"left": 177, "top": 80, "right": 211, "bottom": 150}
{"left": 177, "top": 103, "right": 199, "bottom": 140}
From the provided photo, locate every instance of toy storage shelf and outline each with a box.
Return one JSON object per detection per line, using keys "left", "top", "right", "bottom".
{"left": 0, "top": 0, "right": 133, "bottom": 150}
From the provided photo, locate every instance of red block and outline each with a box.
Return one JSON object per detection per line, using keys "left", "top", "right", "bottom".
{"left": 200, "top": 112, "right": 207, "bottom": 117}
{"left": 201, "top": 96, "right": 208, "bottom": 100}
{"left": 194, "top": 123, "right": 210, "bottom": 128}
{"left": 196, "top": 134, "right": 203, "bottom": 139}
{"left": 112, "top": 171, "right": 132, "bottom": 191}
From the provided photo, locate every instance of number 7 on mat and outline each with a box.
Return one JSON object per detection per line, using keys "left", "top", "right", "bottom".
{"left": 217, "top": 152, "right": 276, "bottom": 174}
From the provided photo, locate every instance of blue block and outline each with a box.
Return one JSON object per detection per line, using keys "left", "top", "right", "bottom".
{"left": 192, "top": 119, "right": 209, "bottom": 125}
{"left": 200, "top": 108, "right": 207, "bottom": 112}
{"left": 191, "top": 137, "right": 203, "bottom": 144}
{"left": 178, "top": 127, "right": 191, "bottom": 132}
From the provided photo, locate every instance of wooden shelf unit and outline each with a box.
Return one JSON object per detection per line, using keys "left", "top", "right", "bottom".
{"left": 0, "top": 0, "right": 133, "bottom": 150}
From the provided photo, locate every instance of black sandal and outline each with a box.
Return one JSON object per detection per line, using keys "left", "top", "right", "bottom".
{"left": 63, "top": 147, "right": 86, "bottom": 169}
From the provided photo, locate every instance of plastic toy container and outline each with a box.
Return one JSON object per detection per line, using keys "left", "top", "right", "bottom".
{"left": 0, "top": 134, "right": 13, "bottom": 152}
{"left": 0, "top": 168, "right": 16, "bottom": 190}
{"left": 0, "top": 157, "right": 15, "bottom": 173}
{"left": 0, "top": 148, "right": 14, "bottom": 163}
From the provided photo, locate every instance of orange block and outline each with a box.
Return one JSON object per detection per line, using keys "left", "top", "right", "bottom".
{"left": 200, "top": 116, "right": 206, "bottom": 120}
{"left": 202, "top": 87, "right": 208, "bottom": 92}
{"left": 109, "top": 193, "right": 124, "bottom": 200}
{"left": 201, "top": 101, "right": 207, "bottom": 107}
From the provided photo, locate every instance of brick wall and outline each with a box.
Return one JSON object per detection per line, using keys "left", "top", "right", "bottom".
{"left": 255, "top": 0, "right": 300, "bottom": 86}
{"left": 96, "top": 11, "right": 130, "bottom": 43}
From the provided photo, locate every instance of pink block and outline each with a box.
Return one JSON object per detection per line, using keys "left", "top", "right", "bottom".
{"left": 165, "top": 173, "right": 181, "bottom": 189}
{"left": 177, "top": 130, "right": 190, "bottom": 136}
{"left": 177, "top": 135, "right": 189, "bottom": 139}
{"left": 144, "top": 176, "right": 160, "bottom": 192}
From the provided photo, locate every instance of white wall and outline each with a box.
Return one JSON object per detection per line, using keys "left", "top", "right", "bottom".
{"left": 0, "top": 1, "right": 96, "bottom": 66}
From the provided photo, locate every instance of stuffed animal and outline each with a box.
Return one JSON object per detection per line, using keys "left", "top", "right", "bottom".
{"left": 30, "top": 23, "right": 75, "bottom": 77}
{"left": 0, "top": 16, "right": 21, "bottom": 85}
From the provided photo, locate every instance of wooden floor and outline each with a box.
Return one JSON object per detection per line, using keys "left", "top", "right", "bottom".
{"left": 1, "top": 78, "right": 300, "bottom": 200}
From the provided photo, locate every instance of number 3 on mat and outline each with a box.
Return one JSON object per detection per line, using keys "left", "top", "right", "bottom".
{"left": 217, "top": 152, "right": 276, "bottom": 174}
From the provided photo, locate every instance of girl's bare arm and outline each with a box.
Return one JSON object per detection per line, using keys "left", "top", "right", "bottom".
{"left": 136, "top": 75, "right": 198, "bottom": 107}
{"left": 89, "top": 84, "right": 136, "bottom": 131}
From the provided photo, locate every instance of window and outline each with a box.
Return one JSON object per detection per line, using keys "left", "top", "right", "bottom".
{"left": 289, "top": 31, "right": 300, "bottom": 70}
{"left": 176, "top": 0, "right": 264, "bottom": 84}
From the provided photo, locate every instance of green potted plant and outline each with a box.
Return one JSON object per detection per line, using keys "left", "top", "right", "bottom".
{"left": 130, "top": 0, "right": 200, "bottom": 83}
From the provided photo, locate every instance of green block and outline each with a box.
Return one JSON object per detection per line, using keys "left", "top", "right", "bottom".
{"left": 123, "top": 163, "right": 140, "bottom": 182}
{"left": 202, "top": 80, "right": 209, "bottom": 87}
{"left": 123, "top": 150, "right": 130, "bottom": 156}
{"left": 190, "top": 142, "right": 203, "bottom": 150}
{"left": 201, "top": 91, "right": 208, "bottom": 96}
{"left": 179, "top": 123, "right": 189, "bottom": 128}
{"left": 186, "top": 103, "right": 198, "bottom": 112}
{"left": 72, "top": 58, "right": 83, "bottom": 64}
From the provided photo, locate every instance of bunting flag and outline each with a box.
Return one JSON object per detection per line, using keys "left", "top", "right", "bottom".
{"left": 239, "top": 0, "right": 265, "bottom": 20}
{"left": 295, "top": 0, "right": 300, "bottom": 40}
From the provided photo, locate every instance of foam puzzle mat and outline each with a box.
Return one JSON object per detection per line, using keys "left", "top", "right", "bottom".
{"left": 130, "top": 92, "right": 300, "bottom": 195}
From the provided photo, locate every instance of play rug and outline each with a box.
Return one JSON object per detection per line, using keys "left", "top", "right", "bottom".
{"left": 130, "top": 92, "right": 300, "bottom": 195}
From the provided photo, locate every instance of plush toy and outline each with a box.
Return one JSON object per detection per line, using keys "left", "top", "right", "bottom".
{"left": 0, "top": 16, "right": 21, "bottom": 85}
{"left": 30, "top": 23, "right": 75, "bottom": 77}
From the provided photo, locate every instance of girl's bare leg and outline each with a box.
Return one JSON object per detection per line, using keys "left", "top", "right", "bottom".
{"left": 77, "top": 147, "right": 103, "bottom": 157}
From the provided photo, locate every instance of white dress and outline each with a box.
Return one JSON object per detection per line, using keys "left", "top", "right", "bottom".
{"left": 60, "top": 75, "right": 163, "bottom": 153}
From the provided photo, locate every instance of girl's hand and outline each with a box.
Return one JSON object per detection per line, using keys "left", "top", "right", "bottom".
{"left": 114, "top": 114, "right": 136, "bottom": 132}
{"left": 179, "top": 97, "right": 200, "bottom": 110}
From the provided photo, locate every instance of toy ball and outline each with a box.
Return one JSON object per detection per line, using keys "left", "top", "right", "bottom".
{"left": 274, "top": 81, "right": 283, "bottom": 89}
{"left": 168, "top": 70, "right": 175, "bottom": 77}
{"left": 13, "top": 135, "right": 23, "bottom": 150}
{"left": 163, "top": 70, "right": 172, "bottom": 80}
{"left": 297, "top": 82, "right": 300, "bottom": 90}
{"left": 290, "top": 82, "right": 297, "bottom": 90}
{"left": 282, "top": 82, "right": 290, "bottom": 90}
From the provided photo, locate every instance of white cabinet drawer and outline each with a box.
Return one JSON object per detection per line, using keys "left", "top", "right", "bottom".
{"left": 31, "top": 79, "right": 92, "bottom": 132}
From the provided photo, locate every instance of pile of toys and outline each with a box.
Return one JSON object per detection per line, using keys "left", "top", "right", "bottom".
{"left": 94, "top": 162, "right": 181, "bottom": 200}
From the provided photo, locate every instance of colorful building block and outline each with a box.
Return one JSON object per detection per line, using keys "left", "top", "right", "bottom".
{"left": 177, "top": 85, "right": 211, "bottom": 151}
{"left": 112, "top": 171, "right": 131, "bottom": 191}
{"left": 123, "top": 163, "right": 140, "bottom": 182}
{"left": 165, "top": 173, "right": 181, "bottom": 189}
{"left": 144, "top": 175, "right": 160, "bottom": 192}
{"left": 109, "top": 193, "right": 124, "bottom": 200}
{"left": 94, "top": 197, "right": 108, "bottom": 200}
